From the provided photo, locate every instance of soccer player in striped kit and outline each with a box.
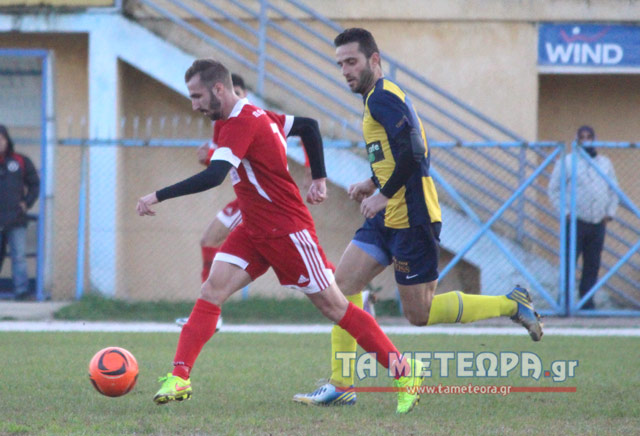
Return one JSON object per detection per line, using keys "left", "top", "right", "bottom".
{"left": 293, "top": 28, "right": 543, "bottom": 408}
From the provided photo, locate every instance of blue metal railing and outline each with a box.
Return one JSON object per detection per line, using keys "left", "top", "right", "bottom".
{"left": 129, "top": 0, "right": 566, "bottom": 266}
{"left": 130, "top": 0, "right": 581, "bottom": 266}
{"left": 131, "top": 0, "right": 535, "bottom": 142}
{"left": 279, "top": 0, "right": 524, "bottom": 141}
{"left": 172, "top": 0, "right": 639, "bottom": 306}
{"left": 134, "top": 0, "right": 362, "bottom": 136}
{"left": 53, "top": 136, "right": 640, "bottom": 314}
{"left": 429, "top": 140, "right": 640, "bottom": 313}
{"left": 569, "top": 145, "right": 640, "bottom": 314}
{"left": 14, "top": 1, "right": 635, "bottom": 312}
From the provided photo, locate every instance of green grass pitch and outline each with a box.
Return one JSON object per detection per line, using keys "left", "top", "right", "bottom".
{"left": 1, "top": 331, "right": 638, "bottom": 435}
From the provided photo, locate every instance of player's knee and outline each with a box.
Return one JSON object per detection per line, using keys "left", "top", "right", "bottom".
{"left": 200, "top": 279, "right": 225, "bottom": 306}
{"left": 319, "top": 305, "right": 343, "bottom": 323}
{"left": 335, "top": 274, "right": 362, "bottom": 296}
{"left": 199, "top": 280, "right": 214, "bottom": 299}
{"left": 311, "top": 298, "right": 338, "bottom": 323}
{"left": 405, "top": 309, "right": 429, "bottom": 327}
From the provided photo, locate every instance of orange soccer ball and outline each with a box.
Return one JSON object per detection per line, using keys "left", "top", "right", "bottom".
{"left": 88, "top": 347, "right": 139, "bottom": 397}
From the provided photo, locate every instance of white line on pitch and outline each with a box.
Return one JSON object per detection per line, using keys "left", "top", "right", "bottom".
{"left": 0, "top": 321, "right": 639, "bottom": 337}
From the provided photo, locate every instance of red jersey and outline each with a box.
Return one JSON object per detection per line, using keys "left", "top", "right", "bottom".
{"left": 207, "top": 116, "right": 310, "bottom": 167}
{"left": 211, "top": 99, "right": 314, "bottom": 238}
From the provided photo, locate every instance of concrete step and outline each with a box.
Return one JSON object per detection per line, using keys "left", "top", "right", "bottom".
{"left": 0, "top": 302, "right": 71, "bottom": 321}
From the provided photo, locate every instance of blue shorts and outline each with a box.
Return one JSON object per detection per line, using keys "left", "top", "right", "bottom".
{"left": 352, "top": 211, "right": 441, "bottom": 285}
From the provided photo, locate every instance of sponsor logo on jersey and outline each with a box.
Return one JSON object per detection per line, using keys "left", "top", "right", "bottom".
{"left": 367, "top": 141, "right": 384, "bottom": 164}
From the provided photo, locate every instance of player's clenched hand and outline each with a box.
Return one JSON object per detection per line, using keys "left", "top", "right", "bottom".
{"left": 307, "top": 178, "right": 327, "bottom": 205}
{"left": 348, "top": 178, "right": 376, "bottom": 202}
{"left": 360, "top": 193, "right": 388, "bottom": 219}
{"left": 136, "top": 192, "right": 159, "bottom": 216}
{"left": 196, "top": 142, "right": 210, "bottom": 166}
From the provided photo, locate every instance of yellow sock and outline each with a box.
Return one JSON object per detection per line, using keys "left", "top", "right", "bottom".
{"left": 427, "top": 291, "right": 517, "bottom": 325}
{"left": 329, "top": 292, "right": 363, "bottom": 387}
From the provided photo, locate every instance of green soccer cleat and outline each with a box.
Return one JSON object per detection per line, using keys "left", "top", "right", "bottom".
{"left": 393, "top": 358, "right": 425, "bottom": 414}
{"left": 507, "top": 285, "right": 543, "bottom": 341}
{"left": 153, "top": 373, "right": 193, "bottom": 405}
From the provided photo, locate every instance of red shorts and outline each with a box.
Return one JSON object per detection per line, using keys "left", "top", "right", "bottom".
{"left": 215, "top": 199, "right": 242, "bottom": 230}
{"left": 215, "top": 224, "right": 334, "bottom": 294}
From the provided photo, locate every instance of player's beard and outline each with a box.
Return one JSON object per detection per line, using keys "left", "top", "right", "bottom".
{"left": 206, "top": 89, "right": 223, "bottom": 121}
{"left": 353, "top": 62, "right": 376, "bottom": 95}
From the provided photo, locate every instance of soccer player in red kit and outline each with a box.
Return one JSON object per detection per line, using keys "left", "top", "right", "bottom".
{"left": 136, "top": 58, "right": 424, "bottom": 413}
{"left": 197, "top": 73, "right": 249, "bottom": 283}
{"left": 196, "top": 74, "right": 313, "bottom": 283}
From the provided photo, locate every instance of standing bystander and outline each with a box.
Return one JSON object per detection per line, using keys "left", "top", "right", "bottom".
{"left": 0, "top": 125, "right": 40, "bottom": 300}
{"left": 548, "top": 125, "right": 619, "bottom": 309}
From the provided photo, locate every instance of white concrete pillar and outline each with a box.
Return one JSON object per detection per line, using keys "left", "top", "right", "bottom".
{"left": 88, "top": 22, "right": 118, "bottom": 296}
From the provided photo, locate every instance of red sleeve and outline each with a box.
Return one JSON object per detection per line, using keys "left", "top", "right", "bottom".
{"left": 266, "top": 110, "right": 285, "bottom": 126}
{"left": 266, "top": 110, "right": 294, "bottom": 136}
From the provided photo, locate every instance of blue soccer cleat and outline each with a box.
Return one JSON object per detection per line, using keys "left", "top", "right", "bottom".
{"left": 507, "top": 285, "right": 543, "bottom": 341}
{"left": 293, "top": 382, "right": 356, "bottom": 406}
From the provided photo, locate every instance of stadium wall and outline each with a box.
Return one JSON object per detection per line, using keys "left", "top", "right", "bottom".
{"left": 1, "top": 1, "right": 638, "bottom": 303}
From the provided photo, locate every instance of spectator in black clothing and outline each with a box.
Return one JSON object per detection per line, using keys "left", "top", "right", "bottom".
{"left": 0, "top": 125, "right": 40, "bottom": 300}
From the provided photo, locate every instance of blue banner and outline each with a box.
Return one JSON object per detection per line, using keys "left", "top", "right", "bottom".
{"left": 539, "top": 23, "right": 640, "bottom": 68}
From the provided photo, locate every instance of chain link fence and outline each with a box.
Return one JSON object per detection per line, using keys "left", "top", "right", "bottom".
{"left": 3, "top": 119, "right": 640, "bottom": 315}
{"left": 31, "top": 130, "right": 637, "bottom": 314}
{"left": 428, "top": 141, "right": 640, "bottom": 315}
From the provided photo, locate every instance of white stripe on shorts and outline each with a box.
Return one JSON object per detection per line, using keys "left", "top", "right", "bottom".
{"left": 229, "top": 213, "right": 242, "bottom": 231}
{"left": 214, "top": 252, "right": 249, "bottom": 270}
{"left": 290, "top": 229, "right": 331, "bottom": 291}
{"left": 216, "top": 208, "right": 242, "bottom": 229}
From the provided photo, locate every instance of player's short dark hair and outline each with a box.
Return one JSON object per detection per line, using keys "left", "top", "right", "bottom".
{"left": 184, "top": 59, "right": 232, "bottom": 89}
{"left": 231, "top": 73, "right": 246, "bottom": 91}
{"left": 334, "top": 28, "right": 380, "bottom": 59}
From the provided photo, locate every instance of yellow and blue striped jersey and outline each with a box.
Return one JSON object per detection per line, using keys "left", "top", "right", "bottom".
{"left": 363, "top": 78, "right": 441, "bottom": 229}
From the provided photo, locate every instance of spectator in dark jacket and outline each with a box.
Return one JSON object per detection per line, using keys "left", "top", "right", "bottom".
{"left": 0, "top": 125, "right": 40, "bottom": 299}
